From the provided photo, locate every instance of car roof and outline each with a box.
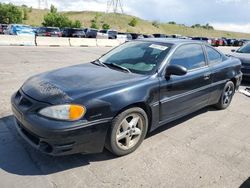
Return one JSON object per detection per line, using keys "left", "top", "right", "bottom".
{"left": 136, "top": 38, "right": 203, "bottom": 45}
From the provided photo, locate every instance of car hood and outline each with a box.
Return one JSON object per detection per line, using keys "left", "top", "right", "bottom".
{"left": 22, "top": 63, "right": 148, "bottom": 104}
{"left": 231, "top": 52, "right": 250, "bottom": 65}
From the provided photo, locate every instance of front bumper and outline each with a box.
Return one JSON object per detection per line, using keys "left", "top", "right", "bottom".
{"left": 11, "top": 91, "right": 112, "bottom": 156}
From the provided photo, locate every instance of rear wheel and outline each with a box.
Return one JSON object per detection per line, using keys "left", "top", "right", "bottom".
{"left": 106, "top": 107, "right": 148, "bottom": 156}
{"left": 215, "top": 81, "right": 235, "bottom": 109}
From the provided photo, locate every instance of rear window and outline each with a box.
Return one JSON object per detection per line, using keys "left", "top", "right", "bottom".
{"left": 108, "top": 31, "right": 117, "bottom": 35}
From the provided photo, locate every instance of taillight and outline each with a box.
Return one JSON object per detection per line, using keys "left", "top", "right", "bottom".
{"left": 45, "top": 32, "right": 51, "bottom": 36}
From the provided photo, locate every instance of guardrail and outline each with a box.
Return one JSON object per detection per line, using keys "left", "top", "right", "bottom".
{"left": 0, "top": 35, "right": 35, "bottom": 46}
{"left": 0, "top": 35, "right": 125, "bottom": 47}
{"left": 36, "top": 36, "right": 70, "bottom": 47}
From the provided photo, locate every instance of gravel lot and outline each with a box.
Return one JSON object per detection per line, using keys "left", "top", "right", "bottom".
{"left": 0, "top": 46, "right": 250, "bottom": 188}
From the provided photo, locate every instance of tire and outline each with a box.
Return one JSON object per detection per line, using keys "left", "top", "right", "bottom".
{"left": 106, "top": 107, "right": 148, "bottom": 156}
{"left": 215, "top": 81, "right": 235, "bottom": 110}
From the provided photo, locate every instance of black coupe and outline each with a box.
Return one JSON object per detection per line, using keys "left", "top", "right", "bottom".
{"left": 12, "top": 39, "right": 242, "bottom": 156}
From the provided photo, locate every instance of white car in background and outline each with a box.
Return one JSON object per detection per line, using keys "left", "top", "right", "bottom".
{"left": 97, "top": 29, "right": 118, "bottom": 39}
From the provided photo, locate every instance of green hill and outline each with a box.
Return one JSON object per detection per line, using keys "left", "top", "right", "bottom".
{"left": 24, "top": 9, "right": 250, "bottom": 39}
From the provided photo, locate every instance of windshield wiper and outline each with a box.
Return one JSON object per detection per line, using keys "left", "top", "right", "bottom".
{"left": 92, "top": 59, "right": 108, "bottom": 67}
{"left": 104, "top": 63, "right": 131, "bottom": 73}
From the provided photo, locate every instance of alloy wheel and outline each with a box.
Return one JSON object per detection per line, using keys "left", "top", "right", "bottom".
{"left": 223, "top": 84, "right": 234, "bottom": 105}
{"left": 115, "top": 113, "right": 143, "bottom": 150}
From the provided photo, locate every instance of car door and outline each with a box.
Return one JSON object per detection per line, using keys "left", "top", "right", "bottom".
{"left": 204, "top": 45, "right": 228, "bottom": 105}
{"left": 159, "top": 44, "right": 212, "bottom": 124}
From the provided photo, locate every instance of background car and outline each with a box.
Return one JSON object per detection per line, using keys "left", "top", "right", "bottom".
{"left": 62, "top": 28, "right": 85, "bottom": 37}
{"left": 4, "top": 24, "right": 35, "bottom": 36}
{"left": 97, "top": 29, "right": 118, "bottom": 39}
{"left": 84, "top": 28, "right": 98, "bottom": 38}
{"left": 225, "top": 38, "right": 235, "bottom": 46}
{"left": 231, "top": 42, "right": 250, "bottom": 79}
{"left": 153, "top": 34, "right": 166, "bottom": 38}
{"left": 128, "top": 33, "right": 144, "bottom": 40}
{"left": 0, "top": 24, "right": 8, "bottom": 34}
{"left": 233, "top": 39, "right": 244, "bottom": 46}
{"left": 143, "top": 34, "right": 154, "bottom": 38}
{"left": 71, "top": 29, "right": 86, "bottom": 38}
{"left": 117, "top": 32, "right": 133, "bottom": 41}
{"left": 36, "top": 27, "right": 62, "bottom": 37}
{"left": 192, "top": 37, "right": 211, "bottom": 44}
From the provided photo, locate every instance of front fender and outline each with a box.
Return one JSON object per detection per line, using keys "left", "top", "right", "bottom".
{"left": 77, "top": 76, "right": 160, "bottom": 130}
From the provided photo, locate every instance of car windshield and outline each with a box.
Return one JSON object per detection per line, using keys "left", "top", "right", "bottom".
{"left": 237, "top": 43, "right": 250, "bottom": 53}
{"left": 99, "top": 41, "right": 172, "bottom": 75}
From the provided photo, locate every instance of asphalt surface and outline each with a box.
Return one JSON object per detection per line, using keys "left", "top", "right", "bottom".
{"left": 0, "top": 46, "right": 250, "bottom": 188}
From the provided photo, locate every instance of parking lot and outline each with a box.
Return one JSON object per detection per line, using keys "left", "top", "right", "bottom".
{"left": 0, "top": 46, "right": 250, "bottom": 188}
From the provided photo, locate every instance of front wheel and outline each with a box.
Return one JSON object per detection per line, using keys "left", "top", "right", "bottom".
{"left": 215, "top": 81, "right": 235, "bottom": 110}
{"left": 106, "top": 107, "right": 148, "bottom": 156}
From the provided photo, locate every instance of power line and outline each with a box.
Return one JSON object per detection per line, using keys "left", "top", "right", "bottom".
{"left": 38, "top": 0, "right": 48, "bottom": 9}
{"left": 106, "top": 0, "right": 124, "bottom": 13}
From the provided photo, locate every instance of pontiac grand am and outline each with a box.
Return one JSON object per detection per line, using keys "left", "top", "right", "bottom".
{"left": 12, "top": 39, "right": 242, "bottom": 156}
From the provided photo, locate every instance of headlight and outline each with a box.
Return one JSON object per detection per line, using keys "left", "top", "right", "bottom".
{"left": 39, "top": 104, "right": 86, "bottom": 121}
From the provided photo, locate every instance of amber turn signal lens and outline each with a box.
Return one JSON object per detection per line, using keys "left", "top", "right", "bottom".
{"left": 69, "top": 105, "right": 85, "bottom": 121}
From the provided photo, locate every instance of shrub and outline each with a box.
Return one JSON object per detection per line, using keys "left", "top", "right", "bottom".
{"left": 0, "top": 3, "right": 23, "bottom": 24}
{"left": 152, "top": 21, "right": 160, "bottom": 28}
{"left": 168, "top": 21, "right": 176, "bottom": 25}
{"left": 90, "top": 21, "right": 99, "bottom": 29}
{"left": 71, "top": 20, "right": 82, "bottom": 28}
{"left": 42, "top": 5, "right": 82, "bottom": 28}
{"left": 128, "top": 18, "right": 138, "bottom": 27}
{"left": 102, "top": 23, "right": 110, "bottom": 30}
{"left": 22, "top": 8, "right": 28, "bottom": 20}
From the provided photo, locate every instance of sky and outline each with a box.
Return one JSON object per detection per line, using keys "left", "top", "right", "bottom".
{"left": 1, "top": 0, "right": 250, "bottom": 33}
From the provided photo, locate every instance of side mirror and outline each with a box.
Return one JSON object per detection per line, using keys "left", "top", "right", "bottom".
{"left": 165, "top": 64, "right": 187, "bottom": 78}
{"left": 231, "top": 49, "right": 236, "bottom": 52}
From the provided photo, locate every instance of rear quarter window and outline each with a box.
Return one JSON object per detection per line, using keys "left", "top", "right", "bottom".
{"left": 205, "top": 46, "right": 222, "bottom": 64}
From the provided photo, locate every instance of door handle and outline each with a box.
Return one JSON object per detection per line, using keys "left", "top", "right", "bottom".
{"left": 204, "top": 73, "right": 211, "bottom": 80}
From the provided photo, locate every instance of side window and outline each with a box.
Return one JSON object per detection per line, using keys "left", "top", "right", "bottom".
{"left": 170, "top": 44, "right": 206, "bottom": 70}
{"left": 206, "top": 46, "right": 222, "bottom": 64}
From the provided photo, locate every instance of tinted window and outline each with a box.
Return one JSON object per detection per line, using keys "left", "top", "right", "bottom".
{"left": 170, "top": 44, "right": 206, "bottom": 70}
{"left": 206, "top": 46, "right": 221, "bottom": 64}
